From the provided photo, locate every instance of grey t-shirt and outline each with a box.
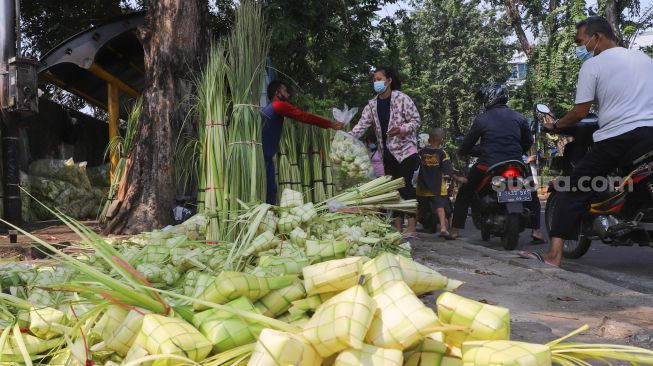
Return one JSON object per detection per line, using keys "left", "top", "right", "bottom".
{"left": 575, "top": 47, "right": 653, "bottom": 141}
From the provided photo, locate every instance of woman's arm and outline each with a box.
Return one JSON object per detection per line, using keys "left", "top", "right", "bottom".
{"left": 350, "top": 103, "right": 374, "bottom": 139}
{"left": 399, "top": 94, "right": 421, "bottom": 136}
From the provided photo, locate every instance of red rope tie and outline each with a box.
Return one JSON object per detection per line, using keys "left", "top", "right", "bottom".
{"left": 206, "top": 120, "right": 225, "bottom": 127}
{"left": 113, "top": 256, "right": 171, "bottom": 315}
{"left": 69, "top": 302, "right": 94, "bottom": 366}
{"left": 99, "top": 292, "right": 145, "bottom": 315}
{"left": 204, "top": 186, "right": 225, "bottom": 191}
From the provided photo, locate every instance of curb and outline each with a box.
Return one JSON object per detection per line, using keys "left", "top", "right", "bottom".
{"left": 451, "top": 239, "right": 653, "bottom": 300}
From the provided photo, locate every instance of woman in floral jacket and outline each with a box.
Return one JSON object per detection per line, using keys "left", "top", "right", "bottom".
{"left": 350, "top": 67, "right": 421, "bottom": 238}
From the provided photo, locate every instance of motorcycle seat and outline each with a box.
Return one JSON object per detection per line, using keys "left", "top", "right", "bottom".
{"left": 619, "top": 136, "right": 653, "bottom": 169}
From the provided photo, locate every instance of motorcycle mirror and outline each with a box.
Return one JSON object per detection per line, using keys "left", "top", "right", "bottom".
{"left": 536, "top": 104, "right": 551, "bottom": 114}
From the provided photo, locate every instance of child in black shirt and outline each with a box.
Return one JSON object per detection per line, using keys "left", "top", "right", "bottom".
{"left": 417, "top": 128, "right": 466, "bottom": 239}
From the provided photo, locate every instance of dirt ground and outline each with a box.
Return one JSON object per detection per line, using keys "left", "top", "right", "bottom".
{"left": 0, "top": 220, "right": 105, "bottom": 260}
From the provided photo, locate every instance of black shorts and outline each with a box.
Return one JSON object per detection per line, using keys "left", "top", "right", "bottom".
{"left": 383, "top": 151, "right": 418, "bottom": 200}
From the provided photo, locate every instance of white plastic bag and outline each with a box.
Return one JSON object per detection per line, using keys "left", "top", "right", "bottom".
{"left": 330, "top": 106, "right": 374, "bottom": 190}
{"left": 332, "top": 105, "right": 359, "bottom": 127}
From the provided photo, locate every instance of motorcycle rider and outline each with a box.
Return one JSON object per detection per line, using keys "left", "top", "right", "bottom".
{"left": 523, "top": 16, "right": 653, "bottom": 267}
{"left": 449, "top": 83, "right": 544, "bottom": 242}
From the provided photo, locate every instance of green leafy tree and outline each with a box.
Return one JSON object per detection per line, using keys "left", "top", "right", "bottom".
{"left": 265, "top": 0, "right": 396, "bottom": 108}
{"left": 399, "top": 0, "right": 514, "bottom": 136}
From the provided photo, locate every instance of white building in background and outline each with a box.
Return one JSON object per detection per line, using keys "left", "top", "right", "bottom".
{"left": 507, "top": 51, "right": 528, "bottom": 86}
{"left": 631, "top": 30, "right": 653, "bottom": 50}
{"left": 504, "top": 30, "right": 653, "bottom": 87}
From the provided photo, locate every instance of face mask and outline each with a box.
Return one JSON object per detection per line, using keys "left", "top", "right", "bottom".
{"left": 575, "top": 35, "right": 596, "bottom": 62}
{"left": 277, "top": 94, "right": 289, "bottom": 102}
{"left": 368, "top": 143, "right": 377, "bottom": 150}
{"left": 373, "top": 80, "right": 387, "bottom": 94}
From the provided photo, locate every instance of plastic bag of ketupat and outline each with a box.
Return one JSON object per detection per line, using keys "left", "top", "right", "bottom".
{"left": 331, "top": 105, "right": 374, "bottom": 190}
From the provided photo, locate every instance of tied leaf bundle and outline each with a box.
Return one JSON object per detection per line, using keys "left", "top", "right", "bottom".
{"left": 225, "top": 0, "right": 270, "bottom": 215}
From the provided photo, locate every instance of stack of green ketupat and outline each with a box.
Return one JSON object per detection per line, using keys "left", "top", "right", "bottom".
{"left": 1, "top": 178, "right": 653, "bottom": 365}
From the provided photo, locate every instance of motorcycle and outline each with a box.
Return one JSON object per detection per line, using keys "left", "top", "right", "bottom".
{"left": 464, "top": 146, "right": 535, "bottom": 250}
{"left": 536, "top": 104, "right": 653, "bottom": 259}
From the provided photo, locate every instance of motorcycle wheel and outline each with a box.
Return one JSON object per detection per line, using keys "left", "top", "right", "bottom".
{"left": 545, "top": 191, "right": 592, "bottom": 259}
{"left": 501, "top": 214, "right": 521, "bottom": 250}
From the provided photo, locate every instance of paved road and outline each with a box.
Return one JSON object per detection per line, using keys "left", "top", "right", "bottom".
{"left": 455, "top": 206, "right": 653, "bottom": 294}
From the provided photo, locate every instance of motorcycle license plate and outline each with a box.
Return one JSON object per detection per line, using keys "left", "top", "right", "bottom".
{"left": 497, "top": 189, "right": 532, "bottom": 203}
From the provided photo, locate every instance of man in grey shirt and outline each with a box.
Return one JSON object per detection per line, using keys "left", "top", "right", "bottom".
{"left": 522, "top": 16, "right": 653, "bottom": 266}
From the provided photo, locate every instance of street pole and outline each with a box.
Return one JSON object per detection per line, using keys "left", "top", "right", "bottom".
{"left": 0, "top": 0, "right": 22, "bottom": 224}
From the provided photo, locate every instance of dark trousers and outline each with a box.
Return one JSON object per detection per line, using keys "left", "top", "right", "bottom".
{"left": 550, "top": 126, "right": 653, "bottom": 239}
{"left": 452, "top": 165, "right": 486, "bottom": 229}
{"left": 383, "top": 151, "right": 419, "bottom": 218}
{"left": 528, "top": 192, "right": 541, "bottom": 230}
{"left": 264, "top": 155, "right": 277, "bottom": 205}
{"left": 452, "top": 165, "right": 542, "bottom": 230}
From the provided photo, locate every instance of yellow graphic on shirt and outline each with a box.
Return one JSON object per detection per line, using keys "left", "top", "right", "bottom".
{"left": 423, "top": 153, "right": 440, "bottom": 167}
{"left": 419, "top": 150, "right": 451, "bottom": 197}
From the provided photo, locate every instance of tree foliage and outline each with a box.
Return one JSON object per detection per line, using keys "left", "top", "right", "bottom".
{"left": 394, "top": 0, "right": 514, "bottom": 135}
{"left": 265, "top": 0, "right": 396, "bottom": 108}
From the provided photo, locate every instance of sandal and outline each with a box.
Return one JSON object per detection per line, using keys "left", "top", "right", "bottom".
{"left": 530, "top": 235, "right": 546, "bottom": 244}
{"left": 438, "top": 231, "right": 455, "bottom": 240}
{"left": 402, "top": 232, "right": 419, "bottom": 240}
{"left": 517, "top": 251, "right": 559, "bottom": 267}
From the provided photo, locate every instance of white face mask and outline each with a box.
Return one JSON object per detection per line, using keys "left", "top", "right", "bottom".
{"left": 575, "top": 35, "right": 597, "bottom": 62}
{"left": 374, "top": 80, "right": 388, "bottom": 93}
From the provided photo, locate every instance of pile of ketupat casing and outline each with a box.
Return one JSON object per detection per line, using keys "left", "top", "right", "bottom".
{"left": 2, "top": 185, "right": 653, "bottom": 365}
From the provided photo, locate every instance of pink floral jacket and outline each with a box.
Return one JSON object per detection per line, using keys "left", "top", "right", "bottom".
{"left": 351, "top": 90, "right": 421, "bottom": 163}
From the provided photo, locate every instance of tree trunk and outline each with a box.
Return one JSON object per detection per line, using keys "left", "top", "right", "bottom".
{"left": 104, "top": 0, "right": 209, "bottom": 234}
{"left": 503, "top": 0, "right": 532, "bottom": 56}
{"left": 547, "top": 0, "right": 560, "bottom": 35}
{"left": 604, "top": 0, "right": 623, "bottom": 45}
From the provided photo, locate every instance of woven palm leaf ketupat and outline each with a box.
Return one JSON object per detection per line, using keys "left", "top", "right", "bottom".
{"left": 462, "top": 340, "right": 551, "bottom": 366}
{"left": 0, "top": 331, "right": 63, "bottom": 362}
{"left": 28, "top": 306, "right": 66, "bottom": 340}
{"left": 306, "top": 239, "right": 349, "bottom": 262}
{"left": 366, "top": 281, "right": 441, "bottom": 350}
{"left": 404, "top": 332, "right": 463, "bottom": 366}
{"left": 303, "top": 257, "right": 363, "bottom": 295}
{"left": 248, "top": 328, "right": 322, "bottom": 366}
{"left": 437, "top": 291, "right": 511, "bottom": 349}
{"left": 277, "top": 212, "right": 301, "bottom": 234}
{"left": 133, "top": 314, "right": 212, "bottom": 365}
{"left": 254, "top": 279, "right": 307, "bottom": 317}
{"left": 334, "top": 343, "right": 404, "bottom": 366}
{"left": 258, "top": 254, "right": 309, "bottom": 275}
{"left": 396, "top": 254, "right": 464, "bottom": 294}
{"left": 280, "top": 188, "right": 303, "bottom": 208}
{"left": 362, "top": 252, "right": 405, "bottom": 296}
{"left": 257, "top": 211, "right": 278, "bottom": 234}
{"left": 240, "top": 231, "right": 280, "bottom": 257}
{"left": 302, "top": 284, "right": 376, "bottom": 357}
{"left": 95, "top": 308, "right": 150, "bottom": 356}
{"left": 290, "top": 292, "right": 338, "bottom": 313}
{"left": 289, "top": 226, "right": 308, "bottom": 246}
{"left": 194, "top": 271, "right": 296, "bottom": 310}
{"left": 93, "top": 305, "right": 129, "bottom": 341}
{"left": 192, "top": 297, "right": 265, "bottom": 353}
{"left": 291, "top": 202, "right": 318, "bottom": 223}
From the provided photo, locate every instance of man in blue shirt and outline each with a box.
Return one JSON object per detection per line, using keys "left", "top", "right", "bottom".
{"left": 261, "top": 80, "right": 342, "bottom": 204}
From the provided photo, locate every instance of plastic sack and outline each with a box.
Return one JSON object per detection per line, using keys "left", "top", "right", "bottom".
{"left": 331, "top": 106, "right": 374, "bottom": 190}
{"left": 332, "top": 104, "right": 359, "bottom": 127}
